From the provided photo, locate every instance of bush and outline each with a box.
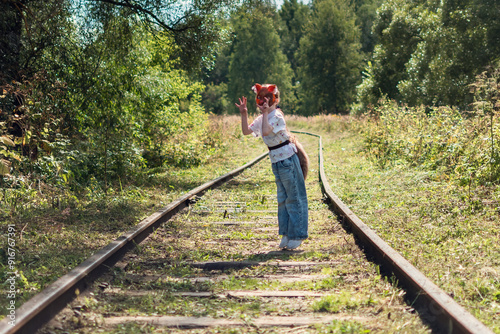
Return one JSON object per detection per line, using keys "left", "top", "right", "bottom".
{"left": 0, "top": 71, "right": 71, "bottom": 186}
{"left": 202, "top": 83, "right": 230, "bottom": 115}
{"left": 362, "top": 63, "right": 500, "bottom": 185}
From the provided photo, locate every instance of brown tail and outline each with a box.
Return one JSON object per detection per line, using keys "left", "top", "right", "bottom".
{"left": 290, "top": 134, "right": 309, "bottom": 180}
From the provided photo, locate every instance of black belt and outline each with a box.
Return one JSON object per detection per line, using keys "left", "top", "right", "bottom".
{"left": 268, "top": 140, "right": 290, "bottom": 151}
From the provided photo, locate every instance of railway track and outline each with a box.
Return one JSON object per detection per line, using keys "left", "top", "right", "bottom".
{"left": 0, "top": 132, "right": 493, "bottom": 333}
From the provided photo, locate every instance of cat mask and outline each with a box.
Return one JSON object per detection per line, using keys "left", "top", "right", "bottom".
{"left": 252, "top": 84, "right": 278, "bottom": 107}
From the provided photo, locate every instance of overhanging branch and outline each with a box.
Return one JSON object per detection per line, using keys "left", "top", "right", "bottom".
{"left": 92, "top": 0, "right": 194, "bottom": 32}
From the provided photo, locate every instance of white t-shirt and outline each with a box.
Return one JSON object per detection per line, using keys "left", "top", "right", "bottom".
{"left": 249, "top": 109, "right": 297, "bottom": 163}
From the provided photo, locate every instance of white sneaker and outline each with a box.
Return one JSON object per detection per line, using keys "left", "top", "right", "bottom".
{"left": 279, "top": 235, "right": 289, "bottom": 248}
{"left": 287, "top": 239, "right": 302, "bottom": 250}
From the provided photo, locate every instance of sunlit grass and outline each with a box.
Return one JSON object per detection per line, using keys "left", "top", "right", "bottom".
{"left": 314, "top": 115, "right": 500, "bottom": 332}
{"left": 0, "top": 115, "right": 264, "bottom": 316}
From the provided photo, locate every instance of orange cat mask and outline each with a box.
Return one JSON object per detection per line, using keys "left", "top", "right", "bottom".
{"left": 252, "top": 84, "right": 278, "bottom": 107}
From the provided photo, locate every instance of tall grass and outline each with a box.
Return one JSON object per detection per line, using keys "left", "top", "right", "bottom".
{"left": 361, "top": 65, "right": 500, "bottom": 186}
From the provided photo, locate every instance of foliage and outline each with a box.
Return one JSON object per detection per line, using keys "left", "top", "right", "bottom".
{"left": 65, "top": 18, "right": 145, "bottom": 187}
{"left": 0, "top": 9, "right": 225, "bottom": 193}
{"left": 355, "top": 0, "right": 500, "bottom": 110}
{"left": 227, "top": 2, "right": 294, "bottom": 113}
{"left": 0, "top": 71, "right": 71, "bottom": 185}
{"left": 352, "top": 0, "right": 384, "bottom": 55}
{"left": 278, "top": 0, "right": 312, "bottom": 83}
{"left": 0, "top": 0, "right": 72, "bottom": 82}
{"left": 64, "top": 24, "right": 219, "bottom": 185}
{"left": 362, "top": 63, "right": 500, "bottom": 185}
{"left": 202, "top": 82, "right": 230, "bottom": 115}
{"left": 200, "top": 17, "right": 233, "bottom": 114}
{"left": 275, "top": 0, "right": 312, "bottom": 114}
{"left": 3, "top": 0, "right": 220, "bottom": 77}
{"left": 354, "top": 0, "right": 419, "bottom": 111}
{"left": 296, "top": 0, "right": 362, "bottom": 114}
{"left": 0, "top": 0, "right": 232, "bottom": 195}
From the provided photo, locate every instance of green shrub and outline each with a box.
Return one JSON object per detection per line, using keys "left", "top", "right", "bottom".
{"left": 362, "top": 63, "right": 500, "bottom": 185}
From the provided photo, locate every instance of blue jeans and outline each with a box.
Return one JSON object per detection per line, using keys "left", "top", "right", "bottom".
{"left": 271, "top": 154, "right": 308, "bottom": 240}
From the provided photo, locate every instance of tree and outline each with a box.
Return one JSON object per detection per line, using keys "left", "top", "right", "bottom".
{"left": 200, "top": 17, "right": 232, "bottom": 114}
{"left": 65, "top": 23, "right": 213, "bottom": 185}
{"left": 0, "top": 0, "right": 24, "bottom": 82}
{"left": 84, "top": 0, "right": 231, "bottom": 74}
{"left": 358, "top": 0, "right": 422, "bottom": 105}
{"left": 352, "top": 0, "right": 384, "bottom": 55}
{"left": 398, "top": 0, "right": 500, "bottom": 107}
{"left": 356, "top": 0, "right": 500, "bottom": 109}
{"left": 0, "top": 0, "right": 72, "bottom": 83}
{"left": 227, "top": 2, "right": 294, "bottom": 112}
{"left": 278, "top": 0, "right": 311, "bottom": 83}
{"left": 0, "top": 0, "right": 74, "bottom": 182}
{"left": 296, "top": 0, "right": 362, "bottom": 114}
{"left": 0, "top": 0, "right": 231, "bottom": 84}
{"left": 0, "top": 0, "right": 228, "bottom": 187}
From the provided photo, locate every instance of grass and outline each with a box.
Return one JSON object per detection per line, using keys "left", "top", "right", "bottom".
{"left": 0, "top": 116, "right": 264, "bottom": 313}
{"left": 288, "top": 115, "right": 500, "bottom": 333}
{"left": 312, "top": 292, "right": 364, "bottom": 313}
{"left": 2, "top": 113, "right": 498, "bottom": 333}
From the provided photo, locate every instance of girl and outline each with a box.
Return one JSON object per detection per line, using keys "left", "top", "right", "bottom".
{"left": 235, "top": 84, "right": 308, "bottom": 250}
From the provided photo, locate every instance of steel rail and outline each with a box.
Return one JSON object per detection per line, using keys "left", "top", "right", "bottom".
{"left": 0, "top": 152, "right": 268, "bottom": 334}
{"left": 292, "top": 130, "right": 493, "bottom": 334}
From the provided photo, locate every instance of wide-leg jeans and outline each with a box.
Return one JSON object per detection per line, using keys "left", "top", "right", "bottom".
{"left": 271, "top": 154, "right": 308, "bottom": 240}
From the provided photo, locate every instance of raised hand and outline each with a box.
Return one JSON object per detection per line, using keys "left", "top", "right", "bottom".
{"left": 235, "top": 97, "right": 248, "bottom": 115}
